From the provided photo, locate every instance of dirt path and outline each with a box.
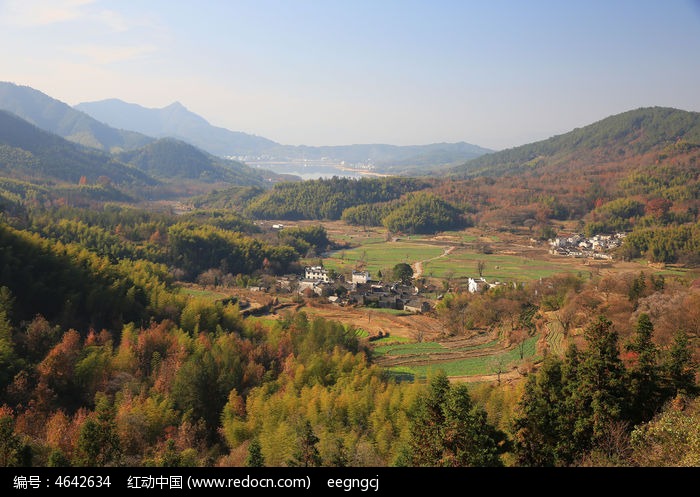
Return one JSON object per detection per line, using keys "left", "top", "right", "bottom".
{"left": 413, "top": 245, "right": 456, "bottom": 278}
{"left": 450, "top": 368, "right": 523, "bottom": 383}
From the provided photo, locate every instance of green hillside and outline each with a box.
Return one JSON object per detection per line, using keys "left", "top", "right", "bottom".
{"left": 0, "top": 82, "right": 152, "bottom": 152}
{"left": 451, "top": 107, "right": 700, "bottom": 177}
{"left": 0, "top": 110, "right": 156, "bottom": 185}
{"left": 116, "top": 138, "right": 265, "bottom": 185}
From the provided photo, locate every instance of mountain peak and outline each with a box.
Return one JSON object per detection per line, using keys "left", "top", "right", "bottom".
{"left": 165, "top": 101, "right": 186, "bottom": 110}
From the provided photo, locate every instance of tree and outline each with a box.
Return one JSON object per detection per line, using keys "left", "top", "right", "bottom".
{"left": 392, "top": 263, "right": 413, "bottom": 285}
{"left": 476, "top": 260, "right": 486, "bottom": 278}
{"left": 245, "top": 438, "right": 265, "bottom": 467}
{"left": 329, "top": 438, "right": 349, "bottom": 467}
{"left": 489, "top": 356, "right": 508, "bottom": 385}
{"left": 408, "top": 371, "right": 502, "bottom": 466}
{"left": 0, "top": 412, "right": 21, "bottom": 467}
{"left": 288, "top": 421, "right": 322, "bottom": 467}
{"left": 0, "top": 309, "right": 18, "bottom": 393}
{"left": 513, "top": 356, "right": 566, "bottom": 466}
{"left": 575, "top": 316, "right": 628, "bottom": 452}
{"left": 73, "top": 394, "right": 121, "bottom": 467}
{"left": 408, "top": 372, "right": 449, "bottom": 465}
{"left": 626, "top": 313, "right": 662, "bottom": 424}
{"left": 665, "top": 329, "right": 697, "bottom": 397}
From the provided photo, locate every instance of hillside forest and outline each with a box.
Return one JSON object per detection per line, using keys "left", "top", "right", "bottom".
{"left": 0, "top": 105, "right": 699, "bottom": 468}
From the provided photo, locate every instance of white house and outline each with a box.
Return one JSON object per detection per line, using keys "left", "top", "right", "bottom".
{"left": 351, "top": 270, "right": 371, "bottom": 284}
{"left": 304, "top": 266, "right": 330, "bottom": 282}
{"left": 467, "top": 277, "right": 489, "bottom": 293}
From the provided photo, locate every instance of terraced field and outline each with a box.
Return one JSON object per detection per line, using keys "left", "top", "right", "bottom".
{"left": 373, "top": 331, "right": 539, "bottom": 380}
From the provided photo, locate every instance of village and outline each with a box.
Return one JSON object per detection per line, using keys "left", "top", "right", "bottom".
{"left": 548, "top": 232, "right": 626, "bottom": 260}
{"left": 268, "top": 265, "right": 506, "bottom": 315}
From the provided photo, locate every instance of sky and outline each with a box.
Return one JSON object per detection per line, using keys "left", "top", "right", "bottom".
{"left": 1, "top": 0, "right": 700, "bottom": 150}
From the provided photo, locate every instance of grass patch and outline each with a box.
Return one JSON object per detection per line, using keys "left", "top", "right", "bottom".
{"left": 454, "top": 338, "right": 501, "bottom": 351}
{"left": 384, "top": 367, "right": 416, "bottom": 382}
{"left": 387, "top": 336, "right": 539, "bottom": 379}
{"left": 245, "top": 316, "right": 280, "bottom": 328}
{"left": 427, "top": 250, "right": 578, "bottom": 281}
{"left": 366, "top": 308, "right": 411, "bottom": 316}
{"left": 374, "top": 337, "right": 501, "bottom": 358}
{"left": 350, "top": 327, "right": 369, "bottom": 338}
{"left": 373, "top": 341, "right": 446, "bottom": 357}
{"left": 324, "top": 241, "right": 443, "bottom": 277}
{"left": 178, "top": 287, "right": 230, "bottom": 300}
{"left": 436, "top": 230, "right": 481, "bottom": 242}
{"left": 370, "top": 335, "right": 411, "bottom": 345}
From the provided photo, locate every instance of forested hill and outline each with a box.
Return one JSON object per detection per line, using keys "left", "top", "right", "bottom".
{"left": 116, "top": 138, "right": 271, "bottom": 185}
{"left": 450, "top": 107, "right": 700, "bottom": 177}
{"left": 0, "top": 82, "right": 153, "bottom": 152}
{"left": 0, "top": 110, "right": 155, "bottom": 185}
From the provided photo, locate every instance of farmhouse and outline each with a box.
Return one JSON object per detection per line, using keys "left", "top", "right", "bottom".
{"left": 468, "top": 277, "right": 489, "bottom": 293}
{"left": 351, "top": 270, "right": 371, "bottom": 284}
{"left": 305, "top": 266, "right": 330, "bottom": 282}
{"left": 404, "top": 299, "right": 431, "bottom": 314}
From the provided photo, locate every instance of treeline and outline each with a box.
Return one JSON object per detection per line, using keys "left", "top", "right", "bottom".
{"left": 342, "top": 192, "right": 469, "bottom": 234}
{"left": 245, "top": 177, "right": 429, "bottom": 220}
{"left": 620, "top": 222, "right": 700, "bottom": 264}
{"left": 0, "top": 293, "right": 508, "bottom": 467}
{"left": 0, "top": 221, "right": 175, "bottom": 331}
{"left": 0, "top": 299, "right": 696, "bottom": 467}
{"left": 167, "top": 222, "right": 298, "bottom": 279}
{"left": 7, "top": 206, "right": 338, "bottom": 285}
{"left": 514, "top": 314, "right": 696, "bottom": 466}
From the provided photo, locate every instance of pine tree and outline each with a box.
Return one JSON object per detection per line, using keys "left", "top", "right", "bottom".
{"left": 576, "top": 316, "right": 628, "bottom": 451}
{"left": 288, "top": 421, "right": 322, "bottom": 467}
{"left": 0, "top": 413, "right": 21, "bottom": 467}
{"left": 329, "top": 438, "right": 349, "bottom": 467}
{"left": 409, "top": 371, "right": 502, "bottom": 466}
{"left": 665, "top": 329, "right": 697, "bottom": 397}
{"left": 245, "top": 438, "right": 265, "bottom": 467}
{"left": 408, "top": 372, "right": 448, "bottom": 465}
{"left": 513, "top": 356, "right": 565, "bottom": 466}
{"left": 626, "top": 313, "right": 662, "bottom": 424}
{"left": 73, "top": 394, "right": 121, "bottom": 467}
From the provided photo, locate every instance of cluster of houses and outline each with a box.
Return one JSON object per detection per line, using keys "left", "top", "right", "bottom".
{"left": 548, "top": 232, "right": 626, "bottom": 259}
{"left": 276, "top": 266, "right": 432, "bottom": 313}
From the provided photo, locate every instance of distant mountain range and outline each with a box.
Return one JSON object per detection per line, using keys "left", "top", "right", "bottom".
{"left": 75, "top": 99, "right": 277, "bottom": 157}
{"left": 4, "top": 82, "right": 699, "bottom": 188}
{"left": 450, "top": 106, "right": 700, "bottom": 177}
{"left": 74, "top": 98, "right": 492, "bottom": 172}
{"left": 0, "top": 109, "right": 284, "bottom": 189}
{"left": 0, "top": 83, "right": 292, "bottom": 189}
{"left": 0, "top": 82, "right": 492, "bottom": 174}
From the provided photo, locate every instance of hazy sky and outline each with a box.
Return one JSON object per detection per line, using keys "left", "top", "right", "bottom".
{"left": 2, "top": 0, "right": 700, "bottom": 150}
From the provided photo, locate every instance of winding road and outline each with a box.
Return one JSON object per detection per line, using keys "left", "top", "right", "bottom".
{"left": 412, "top": 245, "right": 456, "bottom": 278}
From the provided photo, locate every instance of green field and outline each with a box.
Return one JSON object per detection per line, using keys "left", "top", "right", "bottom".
{"left": 373, "top": 341, "right": 447, "bottom": 356}
{"left": 373, "top": 337, "right": 501, "bottom": 358}
{"left": 426, "top": 250, "right": 579, "bottom": 281}
{"left": 385, "top": 336, "right": 539, "bottom": 379}
{"left": 370, "top": 335, "right": 411, "bottom": 345}
{"left": 178, "top": 287, "right": 230, "bottom": 299}
{"left": 324, "top": 241, "right": 444, "bottom": 276}
{"left": 351, "top": 327, "right": 370, "bottom": 338}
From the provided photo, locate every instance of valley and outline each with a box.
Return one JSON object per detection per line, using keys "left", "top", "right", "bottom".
{"left": 0, "top": 84, "right": 699, "bottom": 468}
